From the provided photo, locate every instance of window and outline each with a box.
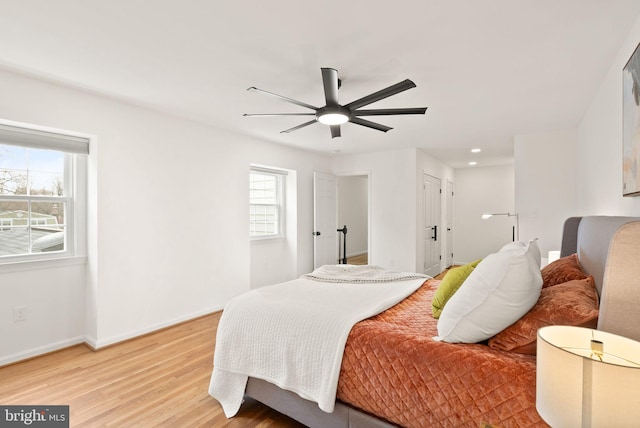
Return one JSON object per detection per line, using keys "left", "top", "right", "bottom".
{"left": 0, "top": 122, "right": 88, "bottom": 262}
{"left": 249, "top": 166, "right": 286, "bottom": 239}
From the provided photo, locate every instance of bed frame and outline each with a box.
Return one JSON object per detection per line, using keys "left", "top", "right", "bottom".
{"left": 243, "top": 216, "right": 640, "bottom": 427}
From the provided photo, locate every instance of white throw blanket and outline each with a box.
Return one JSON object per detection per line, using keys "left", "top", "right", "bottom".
{"left": 303, "top": 264, "right": 429, "bottom": 283}
{"left": 209, "top": 269, "right": 428, "bottom": 417}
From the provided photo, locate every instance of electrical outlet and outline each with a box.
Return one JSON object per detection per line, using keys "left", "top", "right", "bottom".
{"left": 13, "top": 306, "right": 27, "bottom": 322}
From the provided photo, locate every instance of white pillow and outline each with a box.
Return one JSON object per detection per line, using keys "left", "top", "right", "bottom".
{"left": 435, "top": 240, "right": 542, "bottom": 343}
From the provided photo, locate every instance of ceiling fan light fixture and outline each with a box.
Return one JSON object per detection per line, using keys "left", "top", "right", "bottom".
{"left": 245, "top": 68, "right": 427, "bottom": 137}
{"left": 317, "top": 112, "right": 349, "bottom": 125}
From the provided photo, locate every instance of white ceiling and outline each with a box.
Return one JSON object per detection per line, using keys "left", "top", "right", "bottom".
{"left": 1, "top": 1, "right": 639, "bottom": 168}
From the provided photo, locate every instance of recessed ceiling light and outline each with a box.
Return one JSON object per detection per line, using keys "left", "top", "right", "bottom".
{"left": 471, "top": 148, "right": 481, "bottom": 153}
{"left": 468, "top": 161, "right": 477, "bottom": 166}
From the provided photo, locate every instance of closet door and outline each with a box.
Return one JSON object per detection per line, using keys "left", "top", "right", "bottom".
{"left": 313, "top": 172, "right": 337, "bottom": 268}
{"left": 423, "top": 174, "right": 442, "bottom": 277}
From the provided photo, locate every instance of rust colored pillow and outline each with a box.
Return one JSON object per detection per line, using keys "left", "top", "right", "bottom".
{"left": 488, "top": 276, "right": 599, "bottom": 355}
{"left": 541, "top": 253, "right": 588, "bottom": 288}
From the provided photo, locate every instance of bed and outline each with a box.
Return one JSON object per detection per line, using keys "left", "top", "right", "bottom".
{"left": 209, "top": 216, "right": 640, "bottom": 427}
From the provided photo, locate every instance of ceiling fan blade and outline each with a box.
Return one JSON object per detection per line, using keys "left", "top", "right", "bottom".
{"left": 243, "top": 113, "right": 316, "bottom": 117}
{"left": 352, "top": 107, "right": 427, "bottom": 116}
{"left": 321, "top": 68, "right": 340, "bottom": 106}
{"left": 280, "top": 119, "right": 317, "bottom": 134}
{"left": 349, "top": 117, "right": 392, "bottom": 133}
{"left": 344, "top": 79, "right": 417, "bottom": 110}
{"left": 330, "top": 125, "right": 341, "bottom": 138}
{"left": 247, "top": 87, "right": 318, "bottom": 111}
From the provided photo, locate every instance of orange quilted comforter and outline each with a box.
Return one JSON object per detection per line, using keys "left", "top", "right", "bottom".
{"left": 336, "top": 279, "right": 547, "bottom": 427}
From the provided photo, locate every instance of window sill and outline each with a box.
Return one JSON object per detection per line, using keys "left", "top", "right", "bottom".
{"left": 250, "top": 235, "right": 286, "bottom": 244}
{"left": 0, "top": 255, "right": 87, "bottom": 274}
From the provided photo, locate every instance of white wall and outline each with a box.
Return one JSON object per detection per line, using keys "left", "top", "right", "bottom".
{"left": 453, "top": 165, "right": 515, "bottom": 263}
{"left": 337, "top": 175, "right": 368, "bottom": 258}
{"left": 577, "top": 14, "right": 640, "bottom": 215}
{"left": 514, "top": 129, "right": 578, "bottom": 257}
{"left": 0, "top": 67, "right": 329, "bottom": 363}
{"left": 332, "top": 148, "right": 453, "bottom": 273}
{"left": 332, "top": 149, "right": 416, "bottom": 271}
{"left": 0, "top": 262, "right": 86, "bottom": 364}
{"left": 88, "top": 104, "right": 253, "bottom": 348}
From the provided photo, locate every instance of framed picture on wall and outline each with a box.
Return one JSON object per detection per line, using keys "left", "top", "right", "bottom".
{"left": 623, "top": 41, "right": 640, "bottom": 196}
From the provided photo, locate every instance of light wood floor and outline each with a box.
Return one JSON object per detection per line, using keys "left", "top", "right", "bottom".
{"left": 434, "top": 265, "right": 459, "bottom": 280}
{"left": 346, "top": 253, "right": 367, "bottom": 265}
{"left": 0, "top": 313, "right": 304, "bottom": 427}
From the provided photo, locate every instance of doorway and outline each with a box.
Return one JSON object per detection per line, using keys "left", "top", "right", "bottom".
{"left": 337, "top": 175, "right": 369, "bottom": 265}
{"left": 423, "top": 173, "right": 442, "bottom": 277}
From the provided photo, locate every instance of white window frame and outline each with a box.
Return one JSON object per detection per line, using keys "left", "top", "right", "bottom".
{"left": 0, "top": 120, "right": 89, "bottom": 266}
{"left": 250, "top": 165, "right": 287, "bottom": 240}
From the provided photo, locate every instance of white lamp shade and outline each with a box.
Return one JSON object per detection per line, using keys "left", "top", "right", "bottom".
{"left": 537, "top": 326, "right": 640, "bottom": 427}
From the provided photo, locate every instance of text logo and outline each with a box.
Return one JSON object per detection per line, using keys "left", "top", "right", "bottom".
{"left": 0, "top": 406, "right": 69, "bottom": 427}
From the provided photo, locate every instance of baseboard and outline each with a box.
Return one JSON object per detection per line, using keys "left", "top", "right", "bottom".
{"left": 1, "top": 305, "right": 225, "bottom": 365}
{"left": 84, "top": 334, "right": 98, "bottom": 351}
{"left": 91, "top": 304, "right": 225, "bottom": 350}
{"left": 346, "top": 250, "right": 367, "bottom": 258}
{"left": 0, "top": 336, "right": 85, "bottom": 367}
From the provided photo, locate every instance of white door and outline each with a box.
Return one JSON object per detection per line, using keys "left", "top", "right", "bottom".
{"left": 446, "top": 180, "right": 454, "bottom": 267}
{"left": 313, "top": 172, "right": 338, "bottom": 268}
{"left": 423, "top": 174, "right": 442, "bottom": 277}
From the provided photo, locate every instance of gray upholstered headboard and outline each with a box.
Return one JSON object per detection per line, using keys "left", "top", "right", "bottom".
{"left": 559, "top": 216, "right": 582, "bottom": 259}
{"left": 560, "top": 216, "right": 640, "bottom": 296}
{"left": 560, "top": 215, "right": 640, "bottom": 341}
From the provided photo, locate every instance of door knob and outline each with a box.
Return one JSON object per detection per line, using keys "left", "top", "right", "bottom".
{"left": 313, "top": 231, "right": 321, "bottom": 236}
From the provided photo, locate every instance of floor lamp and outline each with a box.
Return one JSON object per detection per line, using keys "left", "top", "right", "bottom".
{"left": 481, "top": 212, "right": 519, "bottom": 241}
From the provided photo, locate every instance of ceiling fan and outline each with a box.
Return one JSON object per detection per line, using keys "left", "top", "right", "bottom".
{"left": 244, "top": 68, "right": 427, "bottom": 138}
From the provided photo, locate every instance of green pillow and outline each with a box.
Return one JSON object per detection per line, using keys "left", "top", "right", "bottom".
{"left": 432, "top": 259, "right": 482, "bottom": 318}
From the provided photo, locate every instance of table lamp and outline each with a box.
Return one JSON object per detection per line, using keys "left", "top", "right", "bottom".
{"left": 536, "top": 325, "right": 640, "bottom": 427}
